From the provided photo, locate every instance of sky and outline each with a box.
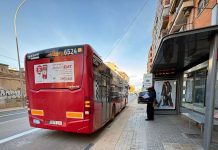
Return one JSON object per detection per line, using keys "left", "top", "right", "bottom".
{"left": 0, "top": 0, "right": 156, "bottom": 89}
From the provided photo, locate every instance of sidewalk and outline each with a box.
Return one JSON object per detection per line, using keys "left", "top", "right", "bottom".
{"left": 92, "top": 100, "right": 205, "bottom": 150}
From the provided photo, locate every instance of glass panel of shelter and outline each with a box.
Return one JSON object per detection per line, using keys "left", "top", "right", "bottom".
{"left": 193, "top": 69, "right": 207, "bottom": 107}
{"left": 212, "top": 65, "right": 218, "bottom": 143}
{"left": 182, "top": 67, "right": 207, "bottom": 114}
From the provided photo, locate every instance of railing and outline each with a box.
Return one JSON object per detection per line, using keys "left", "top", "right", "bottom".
{"left": 163, "top": 15, "right": 169, "bottom": 21}
{"left": 169, "top": 0, "right": 177, "bottom": 13}
{"left": 172, "top": 0, "right": 184, "bottom": 21}
{"left": 169, "top": 0, "right": 194, "bottom": 33}
{"left": 179, "top": 23, "right": 194, "bottom": 32}
{"left": 161, "top": 29, "right": 168, "bottom": 37}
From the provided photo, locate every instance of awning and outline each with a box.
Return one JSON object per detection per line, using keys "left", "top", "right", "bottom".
{"left": 151, "top": 25, "right": 218, "bottom": 76}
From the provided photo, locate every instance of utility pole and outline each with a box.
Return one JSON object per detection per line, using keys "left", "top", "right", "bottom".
{"left": 14, "top": 0, "right": 27, "bottom": 107}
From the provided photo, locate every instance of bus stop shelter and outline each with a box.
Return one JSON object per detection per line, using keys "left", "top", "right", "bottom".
{"left": 151, "top": 25, "right": 218, "bottom": 150}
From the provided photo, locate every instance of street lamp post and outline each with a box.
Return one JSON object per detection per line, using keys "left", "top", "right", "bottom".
{"left": 14, "top": 0, "right": 27, "bottom": 107}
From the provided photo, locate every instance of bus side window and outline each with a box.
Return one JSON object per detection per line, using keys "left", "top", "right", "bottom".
{"left": 100, "top": 76, "right": 107, "bottom": 100}
{"left": 93, "top": 72, "right": 102, "bottom": 102}
{"left": 93, "top": 56, "right": 111, "bottom": 102}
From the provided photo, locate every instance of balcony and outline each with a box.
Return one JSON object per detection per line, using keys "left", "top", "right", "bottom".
{"left": 161, "top": 29, "right": 168, "bottom": 37}
{"left": 169, "top": 0, "right": 178, "bottom": 13}
{"left": 160, "top": 6, "right": 170, "bottom": 30}
{"left": 179, "top": 23, "right": 193, "bottom": 32}
{"left": 164, "top": 0, "right": 170, "bottom": 6}
{"left": 161, "top": 15, "right": 169, "bottom": 29}
{"left": 169, "top": 0, "right": 194, "bottom": 33}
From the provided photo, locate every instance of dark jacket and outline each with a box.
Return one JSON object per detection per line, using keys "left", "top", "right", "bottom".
{"left": 147, "top": 90, "right": 156, "bottom": 103}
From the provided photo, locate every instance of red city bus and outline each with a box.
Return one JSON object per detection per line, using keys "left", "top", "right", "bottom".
{"left": 25, "top": 44, "right": 128, "bottom": 134}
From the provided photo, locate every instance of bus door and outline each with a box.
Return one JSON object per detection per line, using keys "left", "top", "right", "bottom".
{"left": 106, "top": 76, "right": 110, "bottom": 120}
{"left": 93, "top": 61, "right": 110, "bottom": 124}
{"left": 100, "top": 75, "right": 108, "bottom": 124}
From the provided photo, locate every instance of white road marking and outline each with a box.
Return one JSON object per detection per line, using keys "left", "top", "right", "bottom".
{"left": 0, "top": 112, "right": 27, "bottom": 118}
{"left": 0, "top": 128, "right": 40, "bottom": 144}
{"left": 0, "top": 117, "right": 27, "bottom": 125}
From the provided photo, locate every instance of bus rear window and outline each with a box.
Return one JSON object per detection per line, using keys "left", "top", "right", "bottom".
{"left": 26, "top": 46, "right": 84, "bottom": 90}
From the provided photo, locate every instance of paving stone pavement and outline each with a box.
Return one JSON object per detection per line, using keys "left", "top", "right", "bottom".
{"left": 114, "top": 106, "right": 203, "bottom": 150}
{"left": 92, "top": 100, "right": 212, "bottom": 150}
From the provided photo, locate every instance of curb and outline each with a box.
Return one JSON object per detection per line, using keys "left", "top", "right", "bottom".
{"left": 0, "top": 107, "right": 27, "bottom": 113}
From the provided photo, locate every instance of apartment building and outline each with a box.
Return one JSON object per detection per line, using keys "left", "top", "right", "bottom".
{"left": 105, "top": 62, "right": 129, "bottom": 82}
{"left": 146, "top": 47, "right": 153, "bottom": 73}
{"left": 147, "top": 0, "right": 170, "bottom": 73}
{"left": 148, "top": 0, "right": 217, "bottom": 73}
{"left": 148, "top": 0, "right": 218, "bottom": 148}
{"left": 149, "top": 0, "right": 218, "bottom": 109}
{"left": 169, "top": 0, "right": 217, "bottom": 33}
{"left": 149, "top": 0, "right": 218, "bottom": 112}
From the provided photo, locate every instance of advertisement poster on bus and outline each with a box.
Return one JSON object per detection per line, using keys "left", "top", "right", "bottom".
{"left": 34, "top": 61, "right": 74, "bottom": 83}
{"left": 154, "top": 80, "right": 176, "bottom": 110}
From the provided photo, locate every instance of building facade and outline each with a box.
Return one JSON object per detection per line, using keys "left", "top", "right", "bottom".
{"left": 149, "top": 0, "right": 218, "bottom": 113}
{"left": 148, "top": 0, "right": 218, "bottom": 72}
{"left": 147, "top": 47, "right": 153, "bottom": 73}
{"left": 148, "top": 0, "right": 218, "bottom": 148}
{"left": 150, "top": 0, "right": 170, "bottom": 67}
{"left": 0, "top": 64, "right": 25, "bottom": 109}
{"left": 106, "top": 62, "right": 129, "bottom": 82}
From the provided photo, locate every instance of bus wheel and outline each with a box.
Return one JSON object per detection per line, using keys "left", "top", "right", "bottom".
{"left": 111, "top": 105, "right": 116, "bottom": 120}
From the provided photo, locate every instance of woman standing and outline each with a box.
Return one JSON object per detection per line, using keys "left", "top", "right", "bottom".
{"left": 146, "top": 86, "right": 156, "bottom": 121}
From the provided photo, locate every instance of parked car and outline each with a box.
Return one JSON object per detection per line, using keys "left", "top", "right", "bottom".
{"left": 138, "top": 91, "right": 149, "bottom": 104}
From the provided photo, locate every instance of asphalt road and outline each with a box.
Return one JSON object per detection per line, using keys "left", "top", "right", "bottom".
{"left": 0, "top": 95, "right": 137, "bottom": 150}
{"left": 0, "top": 109, "right": 27, "bottom": 122}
